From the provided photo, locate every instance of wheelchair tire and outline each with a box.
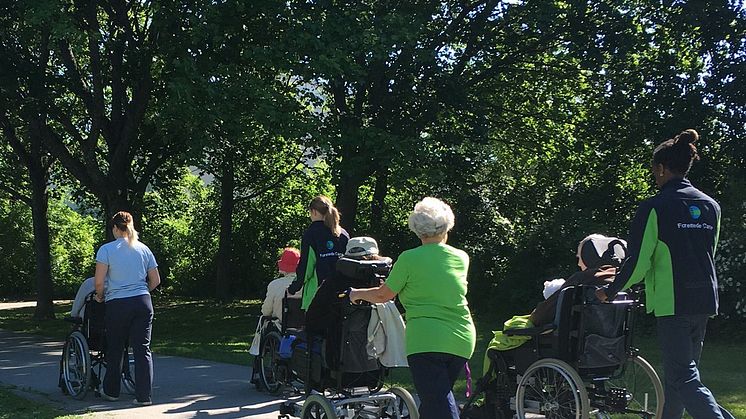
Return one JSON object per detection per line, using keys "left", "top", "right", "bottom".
{"left": 301, "top": 394, "right": 337, "bottom": 418}
{"left": 600, "top": 355, "right": 664, "bottom": 419}
{"left": 384, "top": 387, "right": 419, "bottom": 419}
{"left": 259, "top": 330, "right": 283, "bottom": 394}
{"left": 516, "top": 358, "right": 590, "bottom": 419}
{"left": 121, "top": 346, "right": 136, "bottom": 395}
{"left": 62, "top": 331, "right": 91, "bottom": 400}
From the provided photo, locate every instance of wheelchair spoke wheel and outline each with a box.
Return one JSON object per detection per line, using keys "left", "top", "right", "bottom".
{"left": 121, "top": 346, "right": 136, "bottom": 395}
{"left": 599, "top": 355, "right": 663, "bottom": 419}
{"left": 301, "top": 394, "right": 337, "bottom": 418}
{"left": 62, "top": 331, "right": 91, "bottom": 400}
{"left": 517, "top": 358, "right": 590, "bottom": 419}
{"left": 259, "top": 331, "right": 283, "bottom": 394}
{"left": 381, "top": 387, "right": 419, "bottom": 419}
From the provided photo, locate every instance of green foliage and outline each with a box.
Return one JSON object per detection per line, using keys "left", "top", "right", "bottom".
{"left": 0, "top": 200, "right": 34, "bottom": 297}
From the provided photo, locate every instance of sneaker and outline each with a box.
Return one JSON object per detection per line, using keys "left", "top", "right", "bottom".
{"left": 133, "top": 399, "right": 153, "bottom": 406}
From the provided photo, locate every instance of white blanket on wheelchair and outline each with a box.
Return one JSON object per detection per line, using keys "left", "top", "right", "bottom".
{"left": 367, "top": 301, "right": 408, "bottom": 367}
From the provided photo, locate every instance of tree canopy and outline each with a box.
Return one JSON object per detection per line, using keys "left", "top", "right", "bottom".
{"left": 1, "top": 0, "right": 745, "bottom": 319}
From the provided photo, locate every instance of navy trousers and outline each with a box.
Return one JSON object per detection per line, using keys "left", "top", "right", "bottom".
{"left": 104, "top": 294, "right": 154, "bottom": 403}
{"left": 657, "top": 314, "right": 723, "bottom": 419}
{"left": 408, "top": 352, "right": 467, "bottom": 419}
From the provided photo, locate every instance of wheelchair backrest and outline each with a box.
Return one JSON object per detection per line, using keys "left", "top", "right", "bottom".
{"left": 336, "top": 304, "right": 379, "bottom": 374}
{"left": 552, "top": 285, "right": 633, "bottom": 369}
{"left": 83, "top": 296, "right": 106, "bottom": 351}
{"left": 282, "top": 296, "right": 305, "bottom": 330}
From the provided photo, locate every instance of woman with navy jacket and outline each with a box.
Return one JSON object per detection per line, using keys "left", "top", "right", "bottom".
{"left": 287, "top": 195, "right": 349, "bottom": 310}
{"left": 597, "top": 129, "right": 729, "bottom": 419}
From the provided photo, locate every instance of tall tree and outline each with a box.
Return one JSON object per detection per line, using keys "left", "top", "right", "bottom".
{"left": 0, "top": 0, "right": 196, "bottom": 231}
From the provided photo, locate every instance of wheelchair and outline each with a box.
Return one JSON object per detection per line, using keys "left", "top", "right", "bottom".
{"left": 462, "top": 285, "right": 664, "bottom": 419}
{"left": 257, "top": 258, "right": 418, "bottom": 419}
{"left": 59, "top": 292, "right": 136, "bottom": 399}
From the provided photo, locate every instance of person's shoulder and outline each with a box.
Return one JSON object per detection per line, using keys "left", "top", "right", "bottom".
{"left": 134, "top": 240, "right": 154, "bottom": 254}
{"left": 443, "top": 244, "right": 469, "bottom": 260}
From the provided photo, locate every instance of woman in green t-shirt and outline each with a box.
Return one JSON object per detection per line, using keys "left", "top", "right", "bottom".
{"left": 350, "top": 197, "right": 476, "bottom": 419}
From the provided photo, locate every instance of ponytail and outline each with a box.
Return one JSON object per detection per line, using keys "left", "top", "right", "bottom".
{"left": 309, "top": 195, "right": 342, "bottom": 237}
{"left": 111, "top": 211, "right": 139, "bottom": 247}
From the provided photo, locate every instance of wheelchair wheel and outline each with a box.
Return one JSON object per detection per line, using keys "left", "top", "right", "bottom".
{"left": 382, "top": 387, "right": 419, "bottom": 419}
{"left": 600, "top": 355, "right": 663, "bottom": 418}
{"left": 301, "top": 394, "right": 337, "bottom": 418}
{"left": 121, "top": 346, "right": 136, "bottom": 395}
{"left": 516, "top": 358, "right": 590, "bottom": 419}
{"left": 259, "top": 330, "right": 283, "bottom": 394}
{"left": 62, "top": 331, "right": 91, "bottom": 399}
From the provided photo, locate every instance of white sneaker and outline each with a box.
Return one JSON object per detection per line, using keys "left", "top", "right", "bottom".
{"left": 133, "top": 399, "right": 153, "bottom": 406}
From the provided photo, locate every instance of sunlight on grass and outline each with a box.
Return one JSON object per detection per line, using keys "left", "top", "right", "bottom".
{"left": 0, "top": 386, "right": 83, "bottom": 419}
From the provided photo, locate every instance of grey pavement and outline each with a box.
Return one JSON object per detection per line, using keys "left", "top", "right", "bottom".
{"left": 0, "top": 328, "right": 302, "bottom": 418}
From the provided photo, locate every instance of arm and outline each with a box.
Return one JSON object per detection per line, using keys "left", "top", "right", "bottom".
{"left": 349, "top": 284, "right": 396, "bottom": 304}
{"left": 261, "top": 281, "right": 276, "bottom": 316}
{"left": 598, "top": 202, "right": 658, "bottom": 300}
{"left": 288, "top": 230, "right": 312, "bottom": 294}
{"left": 147, "top": 268, "right": 161, "bottom": 291}
{"left": 94, "top": 262, "right": 108, "bottom": 302}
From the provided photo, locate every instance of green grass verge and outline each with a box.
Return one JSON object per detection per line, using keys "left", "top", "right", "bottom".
{"left": 1, "top": 298, "right": 744, "bottom": 416}
{"left": 0, "top": 386, "right": 81, "bottom": 419}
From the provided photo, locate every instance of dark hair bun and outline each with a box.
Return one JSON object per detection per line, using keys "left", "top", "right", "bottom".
{"left": 677, "top": 129, "right": 699, "bottom": 145}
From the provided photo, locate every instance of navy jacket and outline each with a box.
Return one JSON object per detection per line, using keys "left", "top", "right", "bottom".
{"left": 607, "top": 178, "right": 721, "bottom": 316}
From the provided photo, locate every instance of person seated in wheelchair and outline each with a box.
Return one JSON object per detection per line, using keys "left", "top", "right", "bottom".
{"left": 529, "top": 234, "right": 626, "bottom": 327}
{"left": 250, "top": 247, "right": 302, "bottom": 387}
{"left": 486, "top": 234, "right": 626, "bottom": 358}
{"left": 304, "top": 236, "right": 392, "bottom": 366}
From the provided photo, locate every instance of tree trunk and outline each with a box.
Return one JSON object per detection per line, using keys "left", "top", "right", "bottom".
{"left": 215, "top": 162, "right": 235, "bottom": 302}
{"left": 101, "top": 188, "right": 136, "bottom": 240}
{"left": 370, "top": 169, "right": 388, "bottom": 236}
{"left": 30, "top": 166, "right": 55, "bottom": 320}
{"left": 335, "top": 172, "right": 363, "bottom": 235}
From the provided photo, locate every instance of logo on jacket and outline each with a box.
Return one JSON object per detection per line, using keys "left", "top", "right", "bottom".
{"left": 689, "top": 205, "right": 702, "bottom": 220}
{"left": 326, "top": 240, "right": 334, "bottom": 250}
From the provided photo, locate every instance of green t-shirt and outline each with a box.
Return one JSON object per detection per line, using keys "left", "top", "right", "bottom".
{"left": 385, "top": 243, "right": 476, "bottom": 359}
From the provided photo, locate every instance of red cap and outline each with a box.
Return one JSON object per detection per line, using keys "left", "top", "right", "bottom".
{"left": 277, "top": 248, "right": 300, "bottom": 273}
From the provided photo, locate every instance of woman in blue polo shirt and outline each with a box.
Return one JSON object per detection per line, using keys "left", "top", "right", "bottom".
{"left": 94, "top": 211, "right": 160, "bottom": 405}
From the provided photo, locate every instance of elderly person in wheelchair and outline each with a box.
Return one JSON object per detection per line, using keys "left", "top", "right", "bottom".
{"left": 257, "top": 236, "right": 415, "bottom": 419}
{"left": 462, "top": 234, "right": 665, "bottom": 419}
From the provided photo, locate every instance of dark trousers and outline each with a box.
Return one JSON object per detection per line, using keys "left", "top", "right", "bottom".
{"left": 104, "top": 294, "right": 154, "bottom": 402}
{"left": 408, "top": 352, "right": 467, "bottom": 419}
{"left": 657, "top": 314, "right": 723, "bottom": 419}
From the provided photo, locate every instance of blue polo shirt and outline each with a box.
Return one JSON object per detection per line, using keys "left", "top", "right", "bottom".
{"left": 95, "top": 238, "right": 158, "bottom": 302}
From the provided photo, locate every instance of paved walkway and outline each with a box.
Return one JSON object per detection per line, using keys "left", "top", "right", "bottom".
{"left": 0, "top": 328, "right": 300, "bottom": 418}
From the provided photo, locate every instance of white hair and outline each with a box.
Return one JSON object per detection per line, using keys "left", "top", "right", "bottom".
{"left": 407, "top": 197, "right": 455, "bottom": 239}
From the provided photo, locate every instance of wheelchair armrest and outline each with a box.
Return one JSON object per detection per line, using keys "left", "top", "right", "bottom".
{"left": 64, "top": 316, "right": 83, "bottom": 325}
{"left": 503, "top": 324, "right": 555, "bottom": 336}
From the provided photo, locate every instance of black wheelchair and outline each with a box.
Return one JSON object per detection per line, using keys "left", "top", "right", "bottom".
{"left": 59, "top": 292, "right": 135, "bottom": 399}
{"left": 462, "top": 285, "right": 664, "bottom": 419}
{"left": 256, "top": 258, "right": 418, "bottom": 419}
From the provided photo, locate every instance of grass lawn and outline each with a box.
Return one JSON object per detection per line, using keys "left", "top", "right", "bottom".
{"left": 1, "top": 297, "right": 744, "bottom": 417}
{"left": 0, "top": 386, "right": 81, "bottom": 419}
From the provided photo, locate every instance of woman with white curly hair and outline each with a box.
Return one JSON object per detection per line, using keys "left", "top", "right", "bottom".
{"left": 350, "top": 197, "right": 476, "bottom": 419}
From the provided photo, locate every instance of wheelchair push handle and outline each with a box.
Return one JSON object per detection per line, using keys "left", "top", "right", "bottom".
{"left": 338, "top": 287, "right": 368, "bottom": 305}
